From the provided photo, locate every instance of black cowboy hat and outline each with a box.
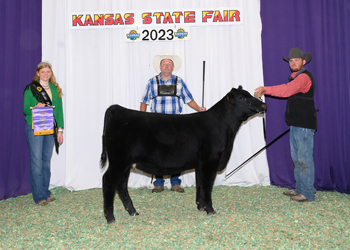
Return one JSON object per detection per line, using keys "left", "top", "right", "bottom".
{"left": 283, "top": 48, "right": 312, "bottom": 64}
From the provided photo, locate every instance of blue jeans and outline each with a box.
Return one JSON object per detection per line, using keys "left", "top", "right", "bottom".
{"left": 154, "top": 173, "right": 181, "bottom": 187}
{"left": 25, "top": 123, "right": 55, "bottom": 203}
{"left": 290, "top": 126, "right": 316, "bottom": 200}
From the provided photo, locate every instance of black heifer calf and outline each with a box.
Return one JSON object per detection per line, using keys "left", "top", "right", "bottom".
{"left": 100, "top": 86, "right": 266, "bottom": 224}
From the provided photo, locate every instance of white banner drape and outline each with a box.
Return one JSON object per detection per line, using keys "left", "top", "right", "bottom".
{"left": 43, "top": 0, "right": 270, "bottom": 191}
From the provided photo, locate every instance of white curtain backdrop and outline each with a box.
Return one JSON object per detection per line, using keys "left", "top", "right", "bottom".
{"left": 43, "top": 0, "right": 270, "bottom": 191}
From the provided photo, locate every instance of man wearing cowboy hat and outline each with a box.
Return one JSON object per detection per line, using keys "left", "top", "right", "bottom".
{"left": 140, "top": 54, "right": 206, "bottom": 193}
{"left": 255, "top": 48, "right": 317, "bottom": 202}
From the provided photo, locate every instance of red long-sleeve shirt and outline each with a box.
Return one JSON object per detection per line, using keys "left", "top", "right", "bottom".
{"left": 265, "top": 70, "right": 312, "bottom": 98}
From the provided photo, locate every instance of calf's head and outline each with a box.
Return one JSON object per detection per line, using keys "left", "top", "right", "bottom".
{"left": 227, "top": 86, "right": 267, "bottom": 121}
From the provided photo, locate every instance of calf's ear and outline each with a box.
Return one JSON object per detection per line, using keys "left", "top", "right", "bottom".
{"left": 238, "top": 85, "right": 243, "bottom": 90}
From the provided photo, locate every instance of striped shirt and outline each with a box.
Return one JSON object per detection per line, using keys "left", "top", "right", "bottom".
{"left": 140, "top": 74, "right": 193, "bottom": 114}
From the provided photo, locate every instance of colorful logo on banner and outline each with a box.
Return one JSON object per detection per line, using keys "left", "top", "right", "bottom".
{"left": 124, "top": 27, "right": 190, "bottom": 42}
{"left": 70, "top": 8, "right": 242, "bottom": 29}
{"left": 126, "top": 30, "right": 141, "bottom": 41}
{"left": 32, "top": 106, "right": 54, "bottom": 136}
{"left": 174, "top": 28, "right": 188, "bottom": 39}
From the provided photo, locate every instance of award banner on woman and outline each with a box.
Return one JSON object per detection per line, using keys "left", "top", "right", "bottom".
{"left": 32, "top": 106, "right": 54, "bottom": 136}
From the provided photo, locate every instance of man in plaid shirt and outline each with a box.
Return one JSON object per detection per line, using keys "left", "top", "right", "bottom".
{"left": 140, "top": 54, "right": 206, "bottom": 193}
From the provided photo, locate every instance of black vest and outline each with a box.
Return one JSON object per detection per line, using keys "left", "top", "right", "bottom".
{"left": 285, "top": 70, "right": 317, "bottom": 130}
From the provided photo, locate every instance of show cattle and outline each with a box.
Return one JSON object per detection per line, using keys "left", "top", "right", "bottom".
{"left": 100, "top": 86, "right": 266, "bottom": 224}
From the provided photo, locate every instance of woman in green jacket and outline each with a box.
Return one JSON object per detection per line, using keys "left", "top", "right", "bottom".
{"left": 23, "top": 61, "right": 64, "bottom": 205}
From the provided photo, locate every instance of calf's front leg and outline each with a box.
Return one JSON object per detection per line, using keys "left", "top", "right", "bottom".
{"left": 195, "top": 168, "right": 205, "bottom": 211}
{"left": 200, "top": 163, "right": 218, "bottom": 215}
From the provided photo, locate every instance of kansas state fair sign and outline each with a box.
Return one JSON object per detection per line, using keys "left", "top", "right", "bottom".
{"left": 70, "top": 7, "right": 243, "bottom": 29}
{"left": 70, "top": 8, "right": 242, "bottom": 42}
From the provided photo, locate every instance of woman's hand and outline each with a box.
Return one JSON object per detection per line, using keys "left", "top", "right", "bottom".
{"left": 35, "top": 102, "right": 46, "bottom": 107}
{"left": 57, "top": 132, "right": 63, "bottom": 145}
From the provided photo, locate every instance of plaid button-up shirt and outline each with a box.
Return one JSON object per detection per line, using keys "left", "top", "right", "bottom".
{"left": 140, "top": 74, "right": 193, "bottom": 114}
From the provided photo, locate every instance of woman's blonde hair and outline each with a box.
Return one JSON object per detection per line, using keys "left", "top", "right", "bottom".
{"left": 33, "top": 61, "right": 63, "bottom": 98}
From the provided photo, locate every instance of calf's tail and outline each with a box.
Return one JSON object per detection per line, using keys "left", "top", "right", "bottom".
{"left": 100, "top": 108, "right": 109, "bottom": 168}
{"left": 100, "top": 135, "right": 107, "bottom": 168}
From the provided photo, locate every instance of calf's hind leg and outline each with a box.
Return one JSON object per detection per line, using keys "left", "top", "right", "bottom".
{"left": 102, "top": 170, "right": 117, "bottom": 224}
{"left": 115, "top": 169, "right": 139, "bottom": 216}
{"left": 103, "top": 167, "right": 138, "bottom": 224}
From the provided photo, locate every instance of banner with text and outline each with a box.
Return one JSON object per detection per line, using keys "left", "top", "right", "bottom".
{"left": 70, "top": 7, "right": 243, "bottom": 29}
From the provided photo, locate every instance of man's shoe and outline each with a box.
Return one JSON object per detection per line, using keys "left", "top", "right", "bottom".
{"left": 283, "top": 190, "right": 298, "bottom": 197}
{"left": 47, "top": 197, "right": 56, "bottom": 202}
{"left": 37, "top": 200, "right": 48, "bottom": 206}
{"left": 152, "top": 186, "right": 164, "bottom": 193}
{"left": 290, "top": 194, "right": 312, "bottom": 202}
{"left": 171, "top": 185, "right": 185, "bottom": 193}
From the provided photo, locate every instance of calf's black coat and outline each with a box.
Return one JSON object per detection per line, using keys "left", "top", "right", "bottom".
{"left": 100, "top": 86, "right": 266, "bottom": 224}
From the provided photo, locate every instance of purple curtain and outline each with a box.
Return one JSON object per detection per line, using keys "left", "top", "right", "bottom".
{"left": 261, "top": 0, "right": 350, "bottom": 193}
{"left": 1, "top": 0, "right": 349, "bottom": 200}
{"left": 0, "top": 1, "right": 42, "bottom": 199}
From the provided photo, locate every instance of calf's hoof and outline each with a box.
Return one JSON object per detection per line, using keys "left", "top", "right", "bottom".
{"left": 196, "top": 202, "right": 205, "bottom": 211}
{"left": 207, "top": 211, "right": 216, "bottom": 215}
{"left": 106, "top": 217, "right": 116, "bottom": 224}
{"left": 105, "top": 214, "right": 116, "bottom": 224}
{"left": 107, "top": 219, "right": 115, "bottom": 224}
{"left": 197, "top": 206, "right": 205, "bottom": 212}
